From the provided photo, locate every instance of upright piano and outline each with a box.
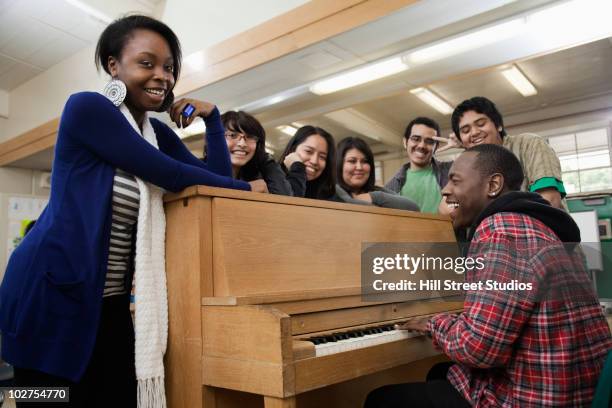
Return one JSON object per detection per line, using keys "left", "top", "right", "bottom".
{"left": 163, "top": 187, "right": 462, "bottom": 408}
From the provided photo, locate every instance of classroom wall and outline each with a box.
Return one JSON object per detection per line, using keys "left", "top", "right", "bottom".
{"left": 0, "top": 167, "right": 51, "bottom": 197}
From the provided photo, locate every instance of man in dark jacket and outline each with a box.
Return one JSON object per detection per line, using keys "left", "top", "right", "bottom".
{"left": 366, "top": 144, "right": 611, "bottom": 407}
{"left": 385, "top": 117, "right": 451, "bottom": 213}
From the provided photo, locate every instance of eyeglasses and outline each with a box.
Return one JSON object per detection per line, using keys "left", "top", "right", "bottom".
{"left": 407, "top": 135, "right": 437, "bottom": 146}
{"left": 225, "top": 131, "right": 259, "bottom": 143}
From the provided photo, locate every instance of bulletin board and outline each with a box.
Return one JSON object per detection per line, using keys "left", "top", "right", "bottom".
{"left": 0, "top": 194, "right": 48, "bottom": 276}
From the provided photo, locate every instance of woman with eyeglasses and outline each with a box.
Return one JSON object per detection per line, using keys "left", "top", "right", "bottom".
{"left": 335, "top": 137, "right": 419, "bottom": 211}
{"left": 279, "top": 125, "right": 337, "bottom": 200}
{"left": 219, "top": 110, "right": 292, "bottom": 195}
{"left": 385, "top": 117, "right": 452, "bottom": 213}
{"left": 0, "top": 15, "right": 250, "bottom": 408}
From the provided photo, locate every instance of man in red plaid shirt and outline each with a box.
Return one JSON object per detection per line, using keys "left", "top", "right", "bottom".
{"left": 366, "top": 144, "right": 611, "bottom": 407}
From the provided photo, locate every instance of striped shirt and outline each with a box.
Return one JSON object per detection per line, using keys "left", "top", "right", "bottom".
{"left": 104, "top": 169, "right": 140, "bottom": 297}
{"left": 503, "top": 133, "right": 563, "bottom": 191}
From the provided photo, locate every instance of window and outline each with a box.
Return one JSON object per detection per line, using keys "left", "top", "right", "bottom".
{"left": 547, "top": 127, "right": 612, "bottom": 194}
{"left": 375, "top": 160, "right": 383, "bottom": 186}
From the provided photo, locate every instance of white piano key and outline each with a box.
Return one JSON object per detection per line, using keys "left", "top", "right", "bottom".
{"left": 313, "top": 329, "right": 421, "bottom": 357}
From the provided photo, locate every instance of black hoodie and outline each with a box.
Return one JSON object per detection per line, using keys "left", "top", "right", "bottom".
{"left": 467, "top": 191, "right": 581, "bottom": 243}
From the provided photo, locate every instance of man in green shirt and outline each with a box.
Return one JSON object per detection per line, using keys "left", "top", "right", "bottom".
{"left": 441, "top": 97, "right": 565, "bottom": 210}
{"left": 385, "top": 117, "right": 451, "bottom": 213}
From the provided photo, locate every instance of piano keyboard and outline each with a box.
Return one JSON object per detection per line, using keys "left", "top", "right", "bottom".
{"left": 305, "top": 324, "right": 421, "bottom": 357}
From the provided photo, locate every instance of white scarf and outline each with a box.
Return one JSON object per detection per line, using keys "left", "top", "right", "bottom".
{"left": 119, "top": 104, "right": 168, "bottom": 408}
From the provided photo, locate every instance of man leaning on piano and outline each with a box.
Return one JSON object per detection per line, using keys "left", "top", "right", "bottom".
{"left": 365, "top": 145, "right": 612, "bottom": 408}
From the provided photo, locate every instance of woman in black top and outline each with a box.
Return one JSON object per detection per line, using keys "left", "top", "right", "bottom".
{"left": 279, "top": 125, "right": 336, "bottom": 199}
{"left": 220, "top": 110, "right": 291, "bottom": 195}
{"left": 335, "top": 137, "right": 419, "bottom": 211}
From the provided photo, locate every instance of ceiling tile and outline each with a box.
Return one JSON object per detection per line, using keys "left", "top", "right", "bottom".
{"left": 0, "top": 54, "right": 17, "bottom": 76}
{"left": 0, "top": 0, "right": 21, "bottom": 14}
{"left": 70, "top": 18, "right": 106, "bottom": 42}
{"left": 25, "top": 31, "right": 87, "bottom": 68}
{"left": 0, "top": 10, "right": 29, "bottom": 49}
{"left": 36, "top": 1, "right": 85, "bottom": 32}
{"left": 8, "top": 0, "right": 55, "bottom": 20}
{"left": 0, "top": 18, "right": 60, "bottom": 62}
{"left": 0, "top": 62, "right": 43, "bottom": 90}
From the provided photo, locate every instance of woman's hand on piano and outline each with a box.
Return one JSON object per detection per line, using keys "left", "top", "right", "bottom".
{"left": 352, "top": 192, "right": 373, "bottom": 203}
{"left": 248, "top": 179, "right": 269, "bottom": 194}
{"left": 394, "top": 317, "right": 430, "bottom": 336}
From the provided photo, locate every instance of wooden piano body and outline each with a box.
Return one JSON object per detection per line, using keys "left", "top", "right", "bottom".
{"left": 163, "top": 186, "right": 462, "bottom": 408}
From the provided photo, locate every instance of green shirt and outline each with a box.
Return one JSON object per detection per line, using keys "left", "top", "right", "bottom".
{"left": 400, "top": 166, "right": 441, "bottom": 213}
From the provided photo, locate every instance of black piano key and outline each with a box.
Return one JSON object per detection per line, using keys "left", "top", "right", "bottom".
{"left": 324, "top": 335, "right": 337, "bottom": 342}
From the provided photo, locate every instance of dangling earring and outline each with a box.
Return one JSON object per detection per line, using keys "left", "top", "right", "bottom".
{"left": 102, "top": 77, "right": 127, "bottom": 107}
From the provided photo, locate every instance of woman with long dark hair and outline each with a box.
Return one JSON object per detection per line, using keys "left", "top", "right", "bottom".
{"left": 335, "top": 137, "right": 419, "bottom": 211}
{"left": 0, "top": 15, "right": 249, "bottom": 408}
{"left": 220, "top": 110, "right": 291, "bottom": 195}
{"left": 279, "top": 125, "right": 336, "bottom": 200}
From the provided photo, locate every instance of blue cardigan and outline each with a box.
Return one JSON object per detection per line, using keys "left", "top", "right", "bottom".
{"left": 0, "top": 92, "right": 250, "bottom": 381}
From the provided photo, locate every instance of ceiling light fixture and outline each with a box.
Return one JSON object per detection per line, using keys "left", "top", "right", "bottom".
{"left": 265, "top": 142, "right": 276, "bottom": 155}
{"left": 309, "top": 57, "right": 409, "bottom": 95}
{"left": 501, "top": 65, "right": 537, "bottom": 97}
{"left": 184, "top": 52, "right": 206, "bottom": 73}
{"left": 409, "top": 88, "right": 453, "bottom": 115}
{"left": 175, "top": 119, "right": 206, "bottom": 139}
{"left": 276, "top": 125, "right": 298, "bottom": 137}
{"left": 406, "top": 19, "right": 524, "bottom": 64}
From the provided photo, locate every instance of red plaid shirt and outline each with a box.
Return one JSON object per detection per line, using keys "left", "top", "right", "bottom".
{"left": 428, "top": 212, "right": 612, "bottom": 407}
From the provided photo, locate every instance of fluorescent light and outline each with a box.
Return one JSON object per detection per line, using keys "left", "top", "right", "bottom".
{"left": 309, "top": 57, "right": 409, "bottom": 95}
{"left": 64, "top": 0, "right": 112, "bottom": 23}
{"left": 501, "top": 65, "right": 537, "bottom": 97}
{"left": 175, "top": 118, "right": 206, "bottom": 139}
{"left": 410, "top": 88, "right": 453, "bottom": 115}
{"left": 406, "top": 19, "right": 524, "bottom": 64}
{"left": 265, "top": 142, "right": 276, "bottom": 155}
{"left": 276, "top": 125, "right": 297, "bottom": 137}
{"left": 237, "top": 86, "right": 308, "bottom": 112}
{"left": 184, "top": 52, "right": 205, "bottom": 72}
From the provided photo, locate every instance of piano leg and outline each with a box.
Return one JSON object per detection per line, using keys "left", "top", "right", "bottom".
{"left": 263, "top": 396, "right": 296, "bottom": 408}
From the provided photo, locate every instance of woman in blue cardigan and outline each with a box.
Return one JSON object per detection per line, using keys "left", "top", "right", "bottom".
{"left": 0, "top": 15, "right": 249, "bottom": 407}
